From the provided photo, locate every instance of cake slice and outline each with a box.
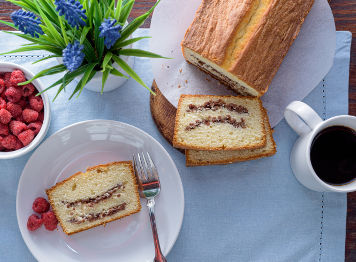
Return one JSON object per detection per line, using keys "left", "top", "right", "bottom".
{"left": 173, "top": 95, "right": 266, "bottom": 151}
{"left": 46, "top": 161, "right": 141, "bottom": 235}
{"left": 185, "top": 112, "right": 276, "bottom": 166}
{"left": 182, "top": 0, "right": 314, "bottom": 96}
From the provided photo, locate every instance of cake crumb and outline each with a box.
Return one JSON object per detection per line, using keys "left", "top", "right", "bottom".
{"left": 185, "top": 80, "right": 188, "bottom": 84}
{"left": 178, "top": 84, "right": 181, "bottom": 89}
{"left": 167, "top": 65, "right": 170, "bottom": 69}
{"left": 179, "top": 69, "right": 182, "bottom": 73}
{"left": 206, "top": 78, "right": 211, "bottom": 82}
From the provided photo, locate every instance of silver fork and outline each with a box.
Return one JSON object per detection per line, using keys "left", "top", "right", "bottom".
{"left": 133, "top": 152, "right": 167, "bottom": 262}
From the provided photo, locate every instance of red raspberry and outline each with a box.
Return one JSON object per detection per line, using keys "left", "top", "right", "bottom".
{"left": 29, "top": 95, "right": 43, "bottom": 112}
{"left": 0, "top": 123, "right": 9, "bottom": 136}
{"left": 1, "top": 135, "right": 17, "bottom": 150}
{"left": 18, "top": 99, "right": 27, "bottom": 109}
{"left": 41, "top": 211, "right": 58, "bottom": 231}
{"left": 0, "top": 109, "right": 12, "bottom": 124}
{"left": 28, "top": 121, "right": 42, "bottom": 135}
{"left": 27, "top": 214, "right": 43, "bottom": 231}
{"left": 9, "top": 120, "right": 27, "bottom": 136}
{"left": 4, "top": 72, "right": 11, "bottom": 81}
{"left": 32, "top": 197, "right": 50, "bottom": 213}
{"left": 0, "top": 136, "right": 4, "bottom": 150}
{"left": 37, "top": 111, "right": 44, "bottom": 122}
{"left": 6, "top": 102, "right": 22, "bottom": 117}
{"left": 0, "top": 97, "right": 6, "bottom": 110}
{"left": 10, "top": 70, "right": 26, "bottom": 87}
{"left": 15, "top": 115, "right": 24, "bottom": 122}
{"left": 22, "top": 109, "right": 38, "bottom": 123}
{"left": 18, "top": 129, "right": 34, "bottom": 146}
{"left": 0, "top": 79, "right": 5, "bottom": 94}
{"left": 14, "top": 137, "right": 23, "bottom": 150}
{"left": 22, "top": 83, "right": 35, "bottom": 97}
{"left": 5, "top": 86, "right": 22, "bottom": 103}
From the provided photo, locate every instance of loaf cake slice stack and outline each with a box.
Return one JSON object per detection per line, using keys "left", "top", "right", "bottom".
{"left": 46, "top": 161, "right": 141, "bottom": 235}
{"left": 181, "top": 0, "right": 314, "bottom": 96}
{"left": 173, "top": 95, "right": 276, "bottom": 166}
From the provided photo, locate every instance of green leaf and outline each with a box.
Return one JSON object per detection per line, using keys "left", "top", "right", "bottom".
{"left": 112, "top": 55, "right": 154, "bottom": 94}
{"left": 69, "top": 63, "right": 97, "bottom": 99}
{"left": 1, "top": 31, "right": 60, "bottom": 47}
{"left": 0, "top": 20, "right": 17, "bottom": 30}
{"left": 34, "top": 0, "right": 66, "bottom": 47}
{"left": 113, "top": 36, "right": 150, "bottom": 49}
{"left": 93, "top": 0, "right": 105, "bottom": 59}
{"left": 38, "top": 63, "right": 94, "bottom": 95}
{"left": 0, "top": 45, "right": 62, "bottom": 56}
{"left": 58, "top": 16, "right": 69, "bottom": 45}
{"left": 118, "top": 48, "right": 169, "bottom": 59}
{"left": 119, "top": 0, "right": 134, "bottom": 24}
{"left": 32, "top": 55, "right": 60, "bottom": 64}
{"left": 80, "top": 26, "right": 91, "bottom": 44}
{"left": 101, "top": 69, "right": 110, "bottom": 93}
{"left": 102, "top": 52, "right": 113, "bottom": 71}
{"left": 18, "top": 64, "right": 67, "bottom": 85}
{"left": 110, "top": 67, "right": 128, "bottom": 78}
{"left": 37, "top": 0, "right": 60, "bottom": 25}
{"left": 114, "top": 0, "right": 123, "bottom": 20}
{"left": 7, "top": 0, "right": 38, "bottom": 14}
{"left": 119, "top": 0, "right": 160, "bottom": 42}
{"left": 106, "top": 0, "right": 116, "bottom": 19}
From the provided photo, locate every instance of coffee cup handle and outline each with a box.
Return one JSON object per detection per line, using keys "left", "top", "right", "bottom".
{"left": 284, "top": 101, "right": 323, "bottom": 136}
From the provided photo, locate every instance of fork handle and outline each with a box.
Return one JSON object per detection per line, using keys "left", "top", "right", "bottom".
{"left": 147, "top": 198, "right": 167, "bottom": 262}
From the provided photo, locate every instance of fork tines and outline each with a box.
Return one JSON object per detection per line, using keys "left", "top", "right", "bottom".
{"left": 133, "top": 152, "right": 160, "bottom": 185}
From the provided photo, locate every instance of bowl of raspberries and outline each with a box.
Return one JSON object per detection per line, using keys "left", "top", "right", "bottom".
{"left": 0, "top": 62, "right": 50, "bottom": 159}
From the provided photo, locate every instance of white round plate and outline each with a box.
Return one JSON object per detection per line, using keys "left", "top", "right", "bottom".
{"left": 17, "top": 120, "right": 184, "bottom": 262}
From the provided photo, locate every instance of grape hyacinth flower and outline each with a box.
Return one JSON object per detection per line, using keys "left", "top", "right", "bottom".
{"left": 11, "top": 10, "right": 43, "bottom": 38}
{"left": 55, "top": 0, "right": 87, "bottom": 28}
{"left": 62, "top": 41, "right": 85, "bottom": 72}
{"left": 99, "top": 19, "right": 122, "bottom": 49}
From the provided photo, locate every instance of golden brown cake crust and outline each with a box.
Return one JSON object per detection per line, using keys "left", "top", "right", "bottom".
{"left": 46, "top": 161, "right": 141, "bottom": 236}
{"left": 182, "top": 0, "right": 255, "bottom": 65}
{"left": 172, "top": 94, "right": 267, "bottom": 151}
{"left": 182, "top": 0, "right": 315, "bottom": 94}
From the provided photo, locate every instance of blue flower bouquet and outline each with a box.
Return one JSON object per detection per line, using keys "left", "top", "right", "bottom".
{"left": 0, "top": 0, "right": 164, "bottom": 99}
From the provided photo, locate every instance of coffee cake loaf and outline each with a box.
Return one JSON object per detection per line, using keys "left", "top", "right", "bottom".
{"left": 173, "top": 95, "right": 266, "bottom": 151}
{"left": 185, "top": 112, "right": 276, "bottom": 166}
{"left": 46, "top": 161, "right": 141, "bottom": 235}
{"left": 182, "top": 0, "right": 314, "bottom": 96}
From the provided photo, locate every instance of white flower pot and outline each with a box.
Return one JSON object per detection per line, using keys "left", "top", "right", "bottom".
{"left": 84, "top": 55, "right": 134, "bottom": 93}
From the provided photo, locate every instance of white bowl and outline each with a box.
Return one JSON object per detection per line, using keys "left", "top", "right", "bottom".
{"left": 0, "top": 62, "right": 50, "bottom": 159}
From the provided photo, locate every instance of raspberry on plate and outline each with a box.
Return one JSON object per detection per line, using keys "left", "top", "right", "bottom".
{"left": 10, "top": 69, "right": 26, "bottom": 86}
{"left": 5, "top": 86, "right": 22, "bottom": 103}
{"left": 0, "top": 97, "right": 6, "bottom": 110}
{"left": 22, "top": 83, "right": 35, "bottom": 97}
{"left": 29, "top": 95, "right": 43, "bottom": 112}
{"left": 41, "top": 211, "right": 58, "bottom": 231}
{"left": 0, "top": 136, "right": 4, "bottom": 150}
{"left": 0, "top": 79, "right": 5, "bottom": 94}
{"left": 18, "top": 129, "right": 35, "bottom": 146}
{"left": 27, "top": 214, "right": 43, "bottom": 231}
{"left": 28, "top": 121, "right": 42, "bottom": 135}
{"left": 9, "top": 120, "right": 27, "bottom": 136}
{"left": 0, "top": 109, "right": 12, "bottom": 124}
{"left": 32, "top": 197, "right": 50, "bottom": 213}
{"left": 1, "top": 134, "right": 18, "bottom": 150}
{"left": 6, "top": 102, "right": 22, "bottom": 117}
{"left": 0, "top": 123, "right": 9, "bottom": 136}
{"left": 37, "top": 111, "right": 44, "bottom": 122}
{"left": 22, "top": 109, "right": 38, "bottom": 123}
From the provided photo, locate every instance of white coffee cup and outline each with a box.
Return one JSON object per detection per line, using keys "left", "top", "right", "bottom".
{"left": 284, "top": 101, "right": 356, "bottom": 192}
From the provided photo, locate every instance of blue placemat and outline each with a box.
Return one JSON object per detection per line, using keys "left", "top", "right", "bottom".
{"left": 0, "top": 29, "right": 352, "bottom": 262}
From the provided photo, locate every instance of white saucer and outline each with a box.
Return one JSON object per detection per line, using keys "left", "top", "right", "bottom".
{"left": 16, "top": 120, "right": 184, "bottom": 262}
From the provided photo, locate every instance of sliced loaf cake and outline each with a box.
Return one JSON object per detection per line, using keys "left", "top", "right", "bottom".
{"left": 173, "top": 95, "right": 266, "bottom": 151}
{"left": 185, "top": 112, "right": 276, "bottom": 166}
{"left": 46, "top": 161, "right": 141, "bottom": 235}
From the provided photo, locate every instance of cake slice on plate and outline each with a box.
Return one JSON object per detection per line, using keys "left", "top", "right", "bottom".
{"left": 46, "top": 161, "right": 141, "bottom": 235}
{"left": 181, "top": 0, "right": 314, "bottom": 96}
{"left": 185, "top": 112, "right": 276, "bottom": 166}
{"left": 173, "top": 95, "right": 267, "bottom": 151}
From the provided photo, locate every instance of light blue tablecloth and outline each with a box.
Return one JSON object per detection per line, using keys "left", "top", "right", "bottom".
{"left": 0, "top": 29, "right": 352, "bottom": 262}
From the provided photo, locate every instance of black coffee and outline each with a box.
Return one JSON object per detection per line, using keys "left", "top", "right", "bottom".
{"left": 310, "top": 126, "right": 356, "bottom": 185}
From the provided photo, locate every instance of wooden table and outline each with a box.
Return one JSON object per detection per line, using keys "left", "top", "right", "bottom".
{"left": 0, "top": 0, "right": 355, "bottom": 260}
